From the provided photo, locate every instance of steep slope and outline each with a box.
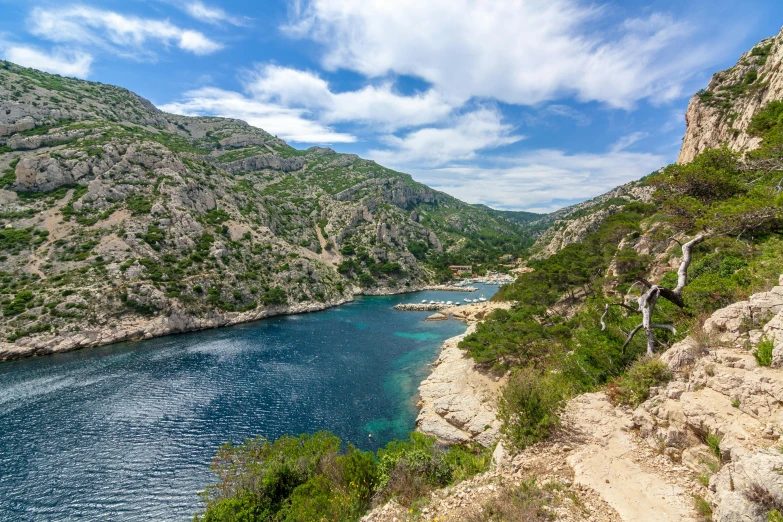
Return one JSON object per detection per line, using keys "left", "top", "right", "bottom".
{"left": 527, "top": 179, "right": 653, "bottom": 260}
{"left": 0, "top": 61, "right": 533, "bottom": 359}
{"left": 679, "top": 27, "right": 783, "bottom": 163}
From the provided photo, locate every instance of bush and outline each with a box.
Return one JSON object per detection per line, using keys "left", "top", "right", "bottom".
{"left": 498, "top": 368, "right": 569, "bottom": 450}
{"left": 607, "top": 357, "right": 671, "bottom": 407}
{"left": 467, "top": 478, "right": 561, "bottom": 522}
{"left": 753, "top": 337, "right": 774, "bottom": 367}
{"left": 260, "top": 287, "right": 288, "bottom": 306}
{"left": 195, "top": 431, "right": 489, "bottom": 521}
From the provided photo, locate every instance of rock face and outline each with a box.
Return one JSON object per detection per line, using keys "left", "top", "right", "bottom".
{"left": 632, "top": 278, "right": 783, "bottom": 522}
{"left": 678, "top": 28, "right": 783, "bottom": 164}
{"left": 529, "top": 181, "right": 653, "bottom": 260}
{"left": 0, "top": 61, "right": 533, "bottom": 360}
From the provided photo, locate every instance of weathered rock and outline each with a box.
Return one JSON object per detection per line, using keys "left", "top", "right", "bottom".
{"left": 711, "top": 450, "right": 783, "bottom": 522}
{"left": 679, "top": 30, "right": 783, "bottom": 164}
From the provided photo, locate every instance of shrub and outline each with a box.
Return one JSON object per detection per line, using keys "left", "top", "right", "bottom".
{"left": 195, "top": 431, "right": 488, "bottom": 521}
{"left": 260, "top": 287, "right": 288, "bottom": 306}
{"left": 498, "top": 368, "right": 569, "bottom": 450}
{"left": 753, "top": 337, "right": 774, "bottom": 367}
{"left": 467, "top": 478, "right": 560, "bottom": 522}
{"left": 125, "top": 194, "right": 152, "bottom": 215}
{"left": 607, "top": 357, "right": 671, "bottom": 407}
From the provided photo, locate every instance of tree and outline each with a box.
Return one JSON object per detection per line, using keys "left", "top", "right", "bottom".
{"left": 601, "top": 235, "right": 706, "bottom": 356}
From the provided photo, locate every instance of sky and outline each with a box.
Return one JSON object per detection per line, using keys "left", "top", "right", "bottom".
{"left": 0, "top": 1, "right": 781, "bottom": 213}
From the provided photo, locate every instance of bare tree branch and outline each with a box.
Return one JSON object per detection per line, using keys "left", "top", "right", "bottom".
{"left": 608, "top": 235, "right": 705, "bottom": 356}
{"left": 621, "top": 324, "right": 644, "bottom": 353}
{"left": 600, "top": 302, "right": 641, "bottom": 331}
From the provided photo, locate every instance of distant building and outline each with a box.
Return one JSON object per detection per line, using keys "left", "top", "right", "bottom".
{"left": 448, "top": 265, "right": 473, "bottom": 275}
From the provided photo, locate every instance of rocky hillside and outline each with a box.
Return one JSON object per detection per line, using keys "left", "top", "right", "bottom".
{"left": 367, "top": 278, "right": 783, "bottom": 521}
{"left": 527, "top": 179, "right": 653, "bottom": 260}
{"left": 679, "top": 27, "right": 783, "bottom": 163}
{"left": 0, "top": 61, "right": 535, "bottom": 360}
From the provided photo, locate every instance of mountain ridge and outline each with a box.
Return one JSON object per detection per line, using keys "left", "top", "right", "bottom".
{"left": 0, "top": 60, "right": 536, "bottom": 360}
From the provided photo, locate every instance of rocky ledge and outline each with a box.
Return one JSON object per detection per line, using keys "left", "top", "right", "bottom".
{"left": 415, "top": 302, "right": 511, "bottom": 447}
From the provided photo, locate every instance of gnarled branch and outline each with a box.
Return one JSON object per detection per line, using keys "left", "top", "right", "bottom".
{"left": 609, "top": 234, "right": 706, "bottom": 356}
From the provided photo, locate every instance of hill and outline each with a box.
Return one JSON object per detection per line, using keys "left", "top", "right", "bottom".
{"left": 0, "top": 61, "right": 535, "bottom": 359}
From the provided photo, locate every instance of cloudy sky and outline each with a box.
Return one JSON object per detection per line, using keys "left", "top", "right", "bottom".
{"left": 1, "top": 0, "right": 781, "bottom": 212}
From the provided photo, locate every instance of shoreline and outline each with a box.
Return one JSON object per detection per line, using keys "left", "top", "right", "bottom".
{"left": 0, "top": 284, "right": 431, "bottom": 363}
{"left": 415, "top": 301, "right": 511, "bottom": 447}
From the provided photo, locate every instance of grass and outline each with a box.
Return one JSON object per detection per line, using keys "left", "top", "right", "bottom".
{"left": 706, "top": 430, "right": 723, "bottom": 459}
{"left": 466, "top": 478, "right": 561, "bottom": 522}
{"left": 694, "top": 495, "right": 713, "bottom": 521}
{"left": 754, "top": 337, "right": 774, "bottom": 367}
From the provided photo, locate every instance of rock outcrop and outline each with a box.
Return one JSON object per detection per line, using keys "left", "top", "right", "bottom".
{"left": 416, "top": 302, "right": 510, "bottom": 447}
{"left": 633, "top": 278, "right": 783, "bottom": 522}
{"left": 679, "top": 28, "right": 783, "bottom": 163}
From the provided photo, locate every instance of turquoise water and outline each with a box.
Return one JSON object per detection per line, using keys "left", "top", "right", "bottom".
{"left": 0, "top": 284, "right": 497, "bottom": 521}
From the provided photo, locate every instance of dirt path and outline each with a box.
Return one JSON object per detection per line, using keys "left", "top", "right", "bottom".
{"left": 314, "top": 225, "right": 340, "bottom": 266}
{"left": 565, "top": 393, "right": 699, "bottom": 522}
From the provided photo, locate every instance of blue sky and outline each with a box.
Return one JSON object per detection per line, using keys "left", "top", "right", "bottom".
{"left": 1, "top": 0, "right": 781, "bottom": 212}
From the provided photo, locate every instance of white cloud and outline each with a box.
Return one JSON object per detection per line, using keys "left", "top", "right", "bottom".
{"left": 2, "top": 44, "right": 92, "bottom": 78}
{"left": 610, "top": 131, "right": 649, "bottom": 152}
{"left": 28, "top": 6, "right": 223, "bottom": 58}
{"left": 184, "top": 2, "right": 247, "bottom": 26}
{"left": 246, "top": 64, "right": 456, "bottom": 130}
{"left": 369, "top": 109, "right": 523, "bottom": 167}
{"left": 411, "top": 149, "right": 666, "bottom": 212}
{"left": 159, "top": 87, "right": 356, "bottom": 144}
{"left": 285, "top": 0, "right": 729, "bottom": 109}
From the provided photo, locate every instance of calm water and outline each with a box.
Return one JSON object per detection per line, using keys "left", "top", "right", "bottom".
{"left": 0, "top": 284, "right": 497, "bottom": 521}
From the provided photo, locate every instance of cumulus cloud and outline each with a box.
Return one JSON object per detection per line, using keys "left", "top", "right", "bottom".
{"left": 159, "top": 87, "right": 356, "bottom": 144}
{"left": 28, "top": 6, "right": 223, "bottom": 58}
{"left": 1, "top": 44, "right": 92, "bottom": 78}
{"left": 285, "top": 0, "right": 729, "bottom": 109}
{"left": 369, "top": 109, "right": 523, "bottom": 167}
{"left": 246, "top": 64, "right": 456, "bottom": 130}
{"left": 409, "top": 149, "right": 666, "bottom": 212}
{"left": 184, "top": 2, "right": 247, "bottom": 26}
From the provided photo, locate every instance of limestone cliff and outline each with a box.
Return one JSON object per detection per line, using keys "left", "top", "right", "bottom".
{"left": 0, "top": 61, "right": 533, "bottom": 360}
{"left": 679, "top": 27, "right": 783, "bottom": 163}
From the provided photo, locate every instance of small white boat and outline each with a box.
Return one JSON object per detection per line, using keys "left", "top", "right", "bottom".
{"left": 429, "top": 300, "right": 435, "bottom": 304}
{"left": 446, "top": 301, "right": 453, "bottom": 305}
{"left": 479, "top": 295, "right": 487, "bottom": 302}
{"left": 421, "top": 300, "right": 427, "bottom": 303}
{"left": 464, "top": 298, "right": 471, "bottom": 302}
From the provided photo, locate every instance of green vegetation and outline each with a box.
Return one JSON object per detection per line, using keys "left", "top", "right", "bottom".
{"left": 468, "top": 478, "right": 563, "bottom": 522}
{"left": 457, "top": 100, "right": 783, "bottom": 450}
{"left": 753, "top": 337, "right": 775, "bottom": 367}
{"left": 607, "top": 357, "right": 671, "bottom": 407}
{"left": 694, "top": 495, "right": 713, "bottom": 521}
{"left": 195, "top": 431, "right": 490, "bottom": 522}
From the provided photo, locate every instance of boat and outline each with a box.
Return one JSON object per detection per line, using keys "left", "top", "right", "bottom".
{"left": 429, "top": 300, "right": 435, "bottom": 304}
{"left": 446, "top": 301, "right": 453, "bottom": 305}
{"left": 464, "top": 298, "right": 471, "bottom": 302}
{"left": 478, "top": 295, "right": 487, "bottom": 302}
{"left": 421, "top": 300, "right": 427, "bottom": 303}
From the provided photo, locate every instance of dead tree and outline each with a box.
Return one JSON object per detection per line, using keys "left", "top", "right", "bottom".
{"left": 601, "top": 235, "right": 706, "bottom": 356}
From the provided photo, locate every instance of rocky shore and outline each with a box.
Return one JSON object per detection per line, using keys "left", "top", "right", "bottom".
{"left": 368, "top": 277, "right": 783, "bottom": 522}
{"left": 0, "top": 284, "right": 426, "bottom": 362}
{"left": 415, "top": 301, "right": 511, "bottom": 447}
